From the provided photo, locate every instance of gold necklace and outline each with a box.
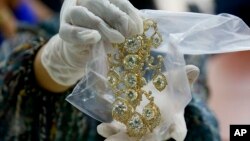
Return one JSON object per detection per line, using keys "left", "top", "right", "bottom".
{"left": 107, "top": 19, "right": 167, "bottom": 140}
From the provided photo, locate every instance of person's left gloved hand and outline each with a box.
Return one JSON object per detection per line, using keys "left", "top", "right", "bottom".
{"left": 97, "top": 65, "right": 200, "bottom": 141}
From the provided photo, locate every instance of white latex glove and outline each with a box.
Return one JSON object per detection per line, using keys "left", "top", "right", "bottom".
{"left": 97, "top": 65, "right": 200, "bottom": 141}
{"left": 41, "top": 0, "right": 143, "bottom": 86}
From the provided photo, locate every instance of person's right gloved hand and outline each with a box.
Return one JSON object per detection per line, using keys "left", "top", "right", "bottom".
{"left": 41, "top": 0, "right": 143, "bottom": 86}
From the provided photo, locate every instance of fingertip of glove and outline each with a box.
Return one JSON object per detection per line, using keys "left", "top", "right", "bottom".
{"left": 128, "top": 9, "right": 144, "bottom": 35}
{"left": 97, "top": 123, "right": 119, "bottom": 138}
{"left": 90, "top": 30, "right": 102, "bottom": 42}
{"left": 78, "top": 30, "right": 102, "bottom": 44}
{"left": 97, "top": 124, "right": 107, "bottom": 137}
{"left": 185, "top": 65, "right": 200, "bottom": 84}
{"left": 115, "top": 36, "right": 126, "bottom": 43}
{"left": 109, "top": 34, "right": 125, "bottom": 43}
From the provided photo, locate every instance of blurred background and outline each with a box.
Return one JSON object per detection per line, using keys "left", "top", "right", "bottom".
{"left": 0, "top": 0, "right": 250, "bottom": 141}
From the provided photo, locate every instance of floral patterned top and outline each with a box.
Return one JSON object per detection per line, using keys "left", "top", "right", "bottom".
{"left": 0, "top": 18, "right": 220, "bottom": 141}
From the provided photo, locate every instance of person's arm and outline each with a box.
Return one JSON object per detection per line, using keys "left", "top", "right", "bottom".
{"left": 34, "top": 45, "right": 69, "bottom": 93}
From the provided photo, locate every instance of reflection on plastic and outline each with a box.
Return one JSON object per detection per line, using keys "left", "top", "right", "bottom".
{"left": 66, "top": 70, "right": 114, "bottom": 122}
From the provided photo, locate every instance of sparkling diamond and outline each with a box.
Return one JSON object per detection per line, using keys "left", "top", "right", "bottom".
{"left": 113, "top": 101, "right": 127, "bottom": 115}
{"left": 142, "top": 103, "right": 161, "bottom": 131}
{"left": 128, "top": 114, "right": 143, "bottom": 130}
{"left": 126, "top": 89, "right": 138, "bottom": 101}
{"left": 124, "top": 73, "right": 137, "bottom": 88}
{"left": 108, "top": 76, "right": 117, "bottom": 86}
{"left": 123, "top": 55, "right": 140, "bottom": 70}
{"left": 124, "top": 37, "right": 142, "bottom": 53}
{"left": 127, "top": 113, "right": 147, "bottom": 137}
{"left": 143, "top": 107, "right": 155, "bottom": 120}
{"left": 153, "top": 73, "right": 167, "bottom": 91}
{"left": 107, "top": 71, "right": 119, "bottom": 87}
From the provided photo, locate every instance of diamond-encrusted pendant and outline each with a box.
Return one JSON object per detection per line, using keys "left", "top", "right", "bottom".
{"left": 112, "top": 98, "right": 133, "bottom": 124}
{"left": 125, "top": 89, "right": 142, "bottom": 107}
{"left": 107, "top": 70, "right": 120, "bottom": 88}
{"left": 124, "top": 73, "right": 137, "bottom": 88}
{"left": 126, "top": 89, "right": 138, "bottom": 101}
{"left": 143, "top": 107, "right": 155, "bottom": 120}
{"left": 153, "top": 73, "right": 167, "bottom": 91}
{"left": 127, "top": 113, "right": 147, "bottom": 138}
{"left": 124, "top": 36, "right": 143, "bottom": 53}
{"left": 151, "top": 32, "right": 163, "bottom": 48}
{"left": 142, "top": 103, "right": 161, "bottom": 131}
{"left": 123, "top": 55, "right": 141, "bottom": 70}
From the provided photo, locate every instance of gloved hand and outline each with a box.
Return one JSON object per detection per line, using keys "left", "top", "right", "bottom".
{"left": 41, "top": 0, "right": 143, "bottom": 86}
{"left": 97, "top": 65, "right": 200, "bottom": 141}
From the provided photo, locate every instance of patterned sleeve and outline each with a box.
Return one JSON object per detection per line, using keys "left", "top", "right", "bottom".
{"left": 0, "top": 35, "right": 104, "bottom": 141}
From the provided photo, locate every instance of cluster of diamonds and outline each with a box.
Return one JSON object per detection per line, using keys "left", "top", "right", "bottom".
{"left": 107, "top": 19, "right": 167, "bottom": 139}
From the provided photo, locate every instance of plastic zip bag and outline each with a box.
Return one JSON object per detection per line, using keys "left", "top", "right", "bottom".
{"left": 66, "top": 10, "right": 250, "bottom": 138}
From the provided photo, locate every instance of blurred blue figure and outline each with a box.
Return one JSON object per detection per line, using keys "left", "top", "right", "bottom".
{"left": 0, "top": 0, "right": 38, "bottom": 44}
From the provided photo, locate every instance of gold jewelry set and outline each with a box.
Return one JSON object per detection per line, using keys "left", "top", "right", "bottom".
{"left": 107, "top": 19, "right": 167, "bottom": 139}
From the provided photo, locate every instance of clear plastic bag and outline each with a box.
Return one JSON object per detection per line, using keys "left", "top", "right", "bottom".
{"left": 66, "top": 10, "right": 250, "bottom": 138}
{"left": 66, "top": 69, "right": 114, "bottom": 122}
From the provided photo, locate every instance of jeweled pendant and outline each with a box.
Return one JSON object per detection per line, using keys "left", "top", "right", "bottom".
{"left": 124, "top": 36, "right": 143, "bottom": 53}
{"left": 112, "top": 98, "right": 132, "bottom": 124}
{"left": 153, "top": 73, "right": 167, "bottom": 91}
{"left": 125, "top": 89, "right": 142, "bottom": 107}
{"left": 107, "top": 70, "right": 120, "bottom": 87}
{"left": 124, "top": 73, "right": 138, "bottom": 88}
{"left": 151, "top": 32, "right": 163, "bottom": 48}
{"left": 127, "top": 113, "right": 147, "bottom": 138}
{"left": 123, "top": 55, "right": 141, "bottom": 70}
{"left": 126, "top": 89, "right": 138, "bottom": 101}
{"left": 142, "top": 103, "right": 161, "bottom": 131}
